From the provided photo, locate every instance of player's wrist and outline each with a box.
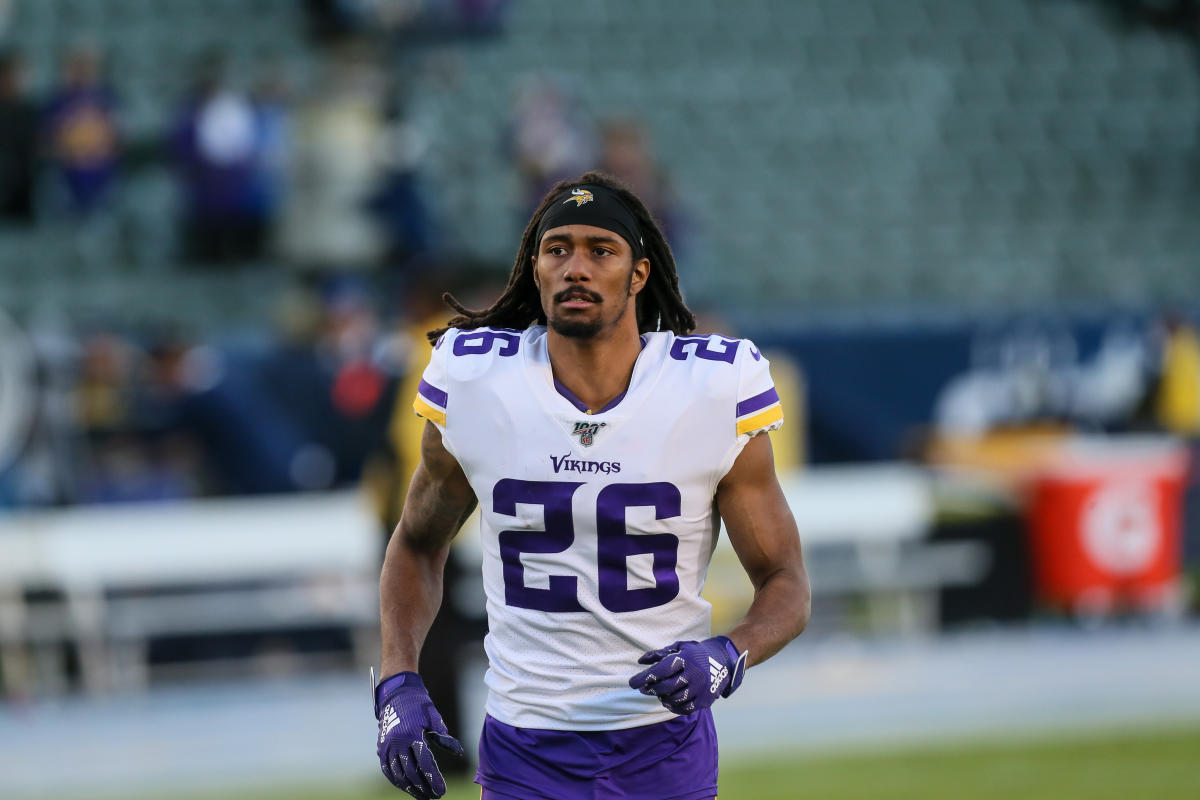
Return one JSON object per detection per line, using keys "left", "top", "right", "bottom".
{"left": 709, "top": 636, "right": 749, "bottom": 698}
{"left": 710, "top": 636, "right": 739, "bottom": 665}
{"left": 374, "top": 670, "right": 426, "bottom": 714}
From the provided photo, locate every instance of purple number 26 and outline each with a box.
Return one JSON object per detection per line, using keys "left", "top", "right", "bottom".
{"left": 494, "top": 479, "right": 682, "bottom": 614}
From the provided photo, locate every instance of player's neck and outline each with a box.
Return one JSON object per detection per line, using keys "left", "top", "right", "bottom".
{"left": 546, "top": 323, "right": 643, "bottom": 415}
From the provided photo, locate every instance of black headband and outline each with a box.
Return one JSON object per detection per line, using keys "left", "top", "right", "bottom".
{"left": 535, "top": 185, "right": 645, "bottom": 260}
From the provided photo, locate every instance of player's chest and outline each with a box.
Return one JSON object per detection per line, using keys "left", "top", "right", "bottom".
{"left": 455, "top": 390, "right": 727, "bottom": 490}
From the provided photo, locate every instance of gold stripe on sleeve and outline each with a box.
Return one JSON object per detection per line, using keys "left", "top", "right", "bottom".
{"left": 412, "top": 395, "right": 447, "bottom": 426}
{"left": 736, "top": 404, "right": 783, "bottom": 436}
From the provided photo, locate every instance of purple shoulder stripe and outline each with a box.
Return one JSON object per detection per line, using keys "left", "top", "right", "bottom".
{"left": 736, "top": 386, "right": 779, "bottom": 417}
{"left": 418, "top": 378, "right": 448, "bottom": 408}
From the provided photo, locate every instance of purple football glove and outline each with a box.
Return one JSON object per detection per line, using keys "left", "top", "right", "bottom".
{"left": 628, "top": 636, "right": 749, "bottom": 715}
{"left": 374, "top": 671, "right": 464, "bottom": 798}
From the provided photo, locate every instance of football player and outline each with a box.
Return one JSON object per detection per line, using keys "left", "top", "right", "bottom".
{"left": 375, "top": 172, "right": 810, "bottom": 800}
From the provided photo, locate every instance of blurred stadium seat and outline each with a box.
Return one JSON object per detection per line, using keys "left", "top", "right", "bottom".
{"left": 0, "top": 0, "right": 1195, "bottom": 324}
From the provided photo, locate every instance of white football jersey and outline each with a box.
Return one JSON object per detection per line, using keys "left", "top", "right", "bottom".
{"left": 413, "top": 326, "right": 783, "bottom": 730}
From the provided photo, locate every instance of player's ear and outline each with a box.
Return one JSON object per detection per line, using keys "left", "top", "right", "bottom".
{"left": 531, "top": 255, "right": 541, "bottom": 289}
{"left": 630, "top": 257, "right": 650, "bottom": 296}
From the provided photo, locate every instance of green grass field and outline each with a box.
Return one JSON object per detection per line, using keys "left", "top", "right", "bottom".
{"left": 176, "top": 723, "right": 1200, "bottom": 800}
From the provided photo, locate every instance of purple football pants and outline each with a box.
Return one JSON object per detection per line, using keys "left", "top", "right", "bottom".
{"left": 475, "top": 710, "right": 719, "bottom": 800}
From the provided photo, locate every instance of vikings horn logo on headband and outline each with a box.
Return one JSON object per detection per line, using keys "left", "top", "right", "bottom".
{"left": 565, "top": 188, "right": 594, "bottom": 207}
{"left": 537, "top": 184, "right": 645, "bottom": 259}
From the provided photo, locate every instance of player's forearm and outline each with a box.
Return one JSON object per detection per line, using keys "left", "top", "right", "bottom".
{"left": 379, "top": 427, "right": 477, "bottom": 678}
{"left": 724, "top": 562, "right": 810, "bottom": 667}
{"left": 378, "top": 533, "right": 450, "bottom": 676}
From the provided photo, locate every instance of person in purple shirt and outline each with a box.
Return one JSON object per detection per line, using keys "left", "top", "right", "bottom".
{"left": 170, "top": 51, "right": 268, "bottom": 263}
{"left": 42, "top": 45, "right": 119, "bottom": 216}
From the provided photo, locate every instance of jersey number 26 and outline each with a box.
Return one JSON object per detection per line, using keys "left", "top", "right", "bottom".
{"left": 493, "top": 479, "right": 681, "bottom": 614}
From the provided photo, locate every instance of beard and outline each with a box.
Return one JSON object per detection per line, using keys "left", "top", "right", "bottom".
{"left": 547, "top": 269, "right": 635, "bottom": 339}
{"left": 549, "top": 316, "right": 605, "bottom": 339}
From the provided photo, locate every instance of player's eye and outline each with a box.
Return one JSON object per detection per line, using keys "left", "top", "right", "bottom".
{"left": 547, "top": 245, "right": 567, "bottom": 256}
{"left": 592, "top": 247, "right": 612, "bottom": 257}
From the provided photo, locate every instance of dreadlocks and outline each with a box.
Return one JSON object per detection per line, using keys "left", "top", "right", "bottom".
{"left": 427, "top": 171, "right": 695, "bottom": 344}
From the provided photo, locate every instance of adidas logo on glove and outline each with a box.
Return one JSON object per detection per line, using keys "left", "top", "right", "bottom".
{"left": 379, "top": 704, "right": 400, "bottom": 742}
{"left": 708, "top": 656, "right": 728, "bottom": 694}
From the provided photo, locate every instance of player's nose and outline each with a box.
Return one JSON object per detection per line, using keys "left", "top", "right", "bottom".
{"left": 561, "top": 252, "right": 592, "bottom": 282}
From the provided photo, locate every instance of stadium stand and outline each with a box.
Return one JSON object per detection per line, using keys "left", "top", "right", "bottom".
{"left": 417, "top": 0, "right": 1200, "bottom": 309}
{"left": 1, "top": 0, "right": 1198, "bottom": 326}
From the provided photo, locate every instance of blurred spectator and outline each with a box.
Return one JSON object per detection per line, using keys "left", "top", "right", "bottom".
{"left": 596, "top": 119, "right": 664, "bottom": 215}
{"left": 304, "top": 0, "right": 361, "bottom": 44}
{"left": 171, "top": 51, "right": 270, "bottom": 264}
{"left": 77, "top": 433, "right": 197, "bottom": 504}
{"left": 389, "top": 0, "right": 509, "bottom": 38}
{"left": 1114, "top": 0, "right": 1200, "bottom": 39}
{"left": 42, "top": 45, "right": 119, "bottom": 217}
{"left": 504, "top": 74, "right": 595, "bottom": 214}
{"left": 140, "top": 334, "right": 310, "bottom": 495}
{"left": 75, "top": 331, "right": 139, "bottom": 432}
{"left": 1, "top": 302, "right": 408, "bottom": 509}
{"left": 0, "top": 49, "right": 37, "bottom": 223}
{"left": 596, "top": 117, "right": 691, "bottom": 259}
{"left": 368, "top": 87, "right": 435, "bottom": 268}
{"left": 247, "top": 61, "right": 293, "bottom": 245}
{"left": 305, "top": 0, "right": 507, "bottom": 42}
{"left": 454, "top": 0, "right": 510, "bottom": 30}
{"left": 279, "top": 44, "right": 387, "bottom": 270}
{"left": 72, "top": 331, "right": 203, "bottom": 504}
{"left": 1153, "top": 314, "right": 1200, "bottom": 435}
{"left": 261, "top": 277, "right": 397, "bottom": 486}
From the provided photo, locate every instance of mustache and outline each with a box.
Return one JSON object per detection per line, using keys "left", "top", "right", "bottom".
{"left": 554, "top": 287, "right": 603, "bottom": 304}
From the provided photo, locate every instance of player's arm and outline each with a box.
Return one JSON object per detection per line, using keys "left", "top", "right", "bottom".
{"left": 379, "top": 420, "right": 477, "bottom": 677}
{"left": 716, "top": 431, "right": 810, "bottom": 667}
{"left": 629, "top": 432, "right": 808, "bottom": 713}
{"left": 374, "top": 420, "right": 475, "bottom": 798}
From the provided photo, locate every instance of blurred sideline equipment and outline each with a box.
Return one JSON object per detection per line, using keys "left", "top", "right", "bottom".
{"left": 0, "top": 490, "right": 379, "bottom": 695}
{"left": 0, "top": 308, "right": 36, "bottom": 474}
{"left": 927, "top": 429, "right": 1191, "bottom": 619}
{"left": 776, "top": 464, "right": 988, "bottom": 633}
{"left": 1027, "top": 437, "right": 1189, "bottom": 617}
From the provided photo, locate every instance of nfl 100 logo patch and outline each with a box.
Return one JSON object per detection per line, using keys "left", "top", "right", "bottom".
{"left": 571, "top": 420, "right": 605, "bottom": 447}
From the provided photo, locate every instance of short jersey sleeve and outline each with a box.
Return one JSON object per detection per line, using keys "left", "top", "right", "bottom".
{"left": 412, "top": 329, "right": 452, "bottom": 431}
{"left": 734, "top": 339, "right": 784, "bottom": 440}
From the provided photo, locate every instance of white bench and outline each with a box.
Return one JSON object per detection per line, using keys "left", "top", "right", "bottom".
{"left": 0, "top": 466, "right": 988, "bottom": 695}
{"left": 708, "top": 464, "right": 990, "bottom": 634}
{"left": 0, "top": 490, "right": 381, "bottom": 695}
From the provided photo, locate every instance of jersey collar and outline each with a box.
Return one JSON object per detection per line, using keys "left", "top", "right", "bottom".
{"left": 524, "top": 328, "right": 668, "bottom": 428}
